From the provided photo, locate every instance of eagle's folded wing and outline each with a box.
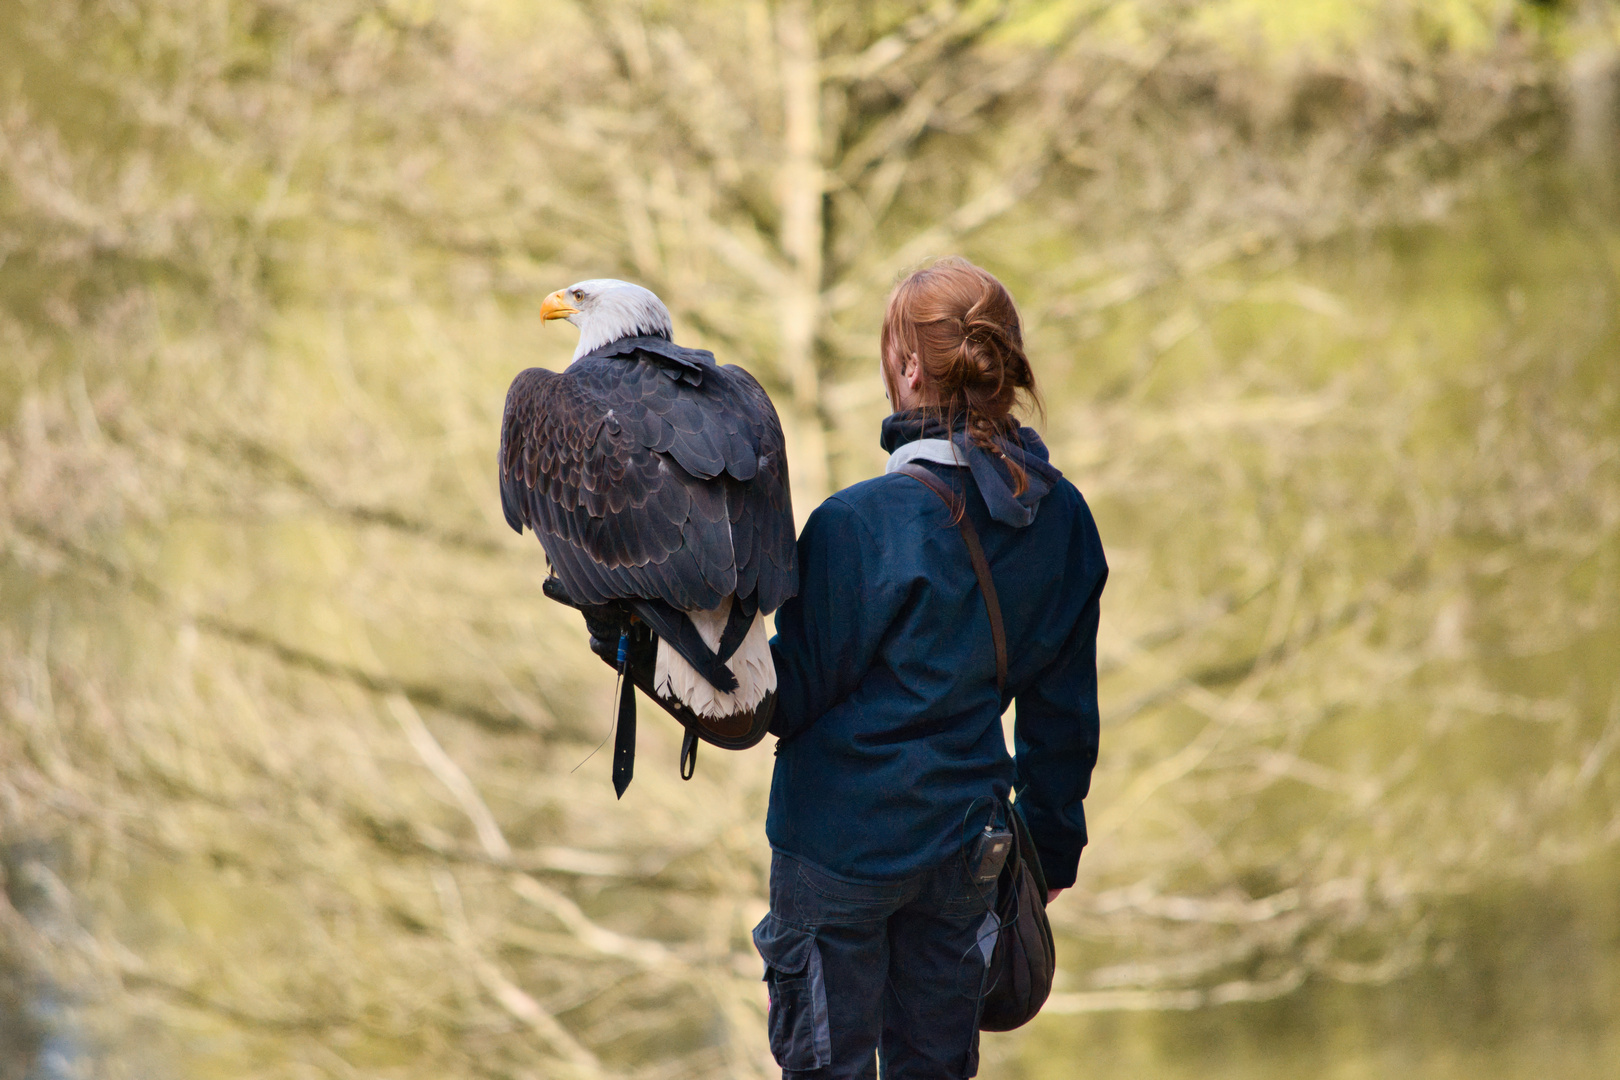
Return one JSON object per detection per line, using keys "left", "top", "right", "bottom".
{"left": 499, "top": 352, "right": 795, "bottom": 617}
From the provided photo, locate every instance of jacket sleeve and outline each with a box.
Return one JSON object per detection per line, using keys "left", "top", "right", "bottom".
{"left": 768, "top": 495, "right": 908, "bottom": 741}
{"left": 1013, "top": 516, "right": 1108, "bottom": 890}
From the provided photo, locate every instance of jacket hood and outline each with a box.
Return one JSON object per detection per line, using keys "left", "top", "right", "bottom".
{"left": 880, "top": 411, "right": 1063, "bottom": 528}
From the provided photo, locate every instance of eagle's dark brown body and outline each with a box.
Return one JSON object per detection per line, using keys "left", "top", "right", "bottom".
{"left": 499, "top": 334, "right": 796, "bottom": 696}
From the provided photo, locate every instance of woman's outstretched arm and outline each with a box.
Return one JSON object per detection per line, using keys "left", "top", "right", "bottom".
{"left": 768, "top": 495, "right": 909, "bottom": 741}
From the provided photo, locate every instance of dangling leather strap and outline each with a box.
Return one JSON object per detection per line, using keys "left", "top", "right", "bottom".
{"left": 679, "top": 728, "right": 699, "bottom": 780}
{"left": 894, "top": 464, "right": 1008, "bottom": 696}
{"left": 611, "top": 633, "right": 637, "bottom": 798}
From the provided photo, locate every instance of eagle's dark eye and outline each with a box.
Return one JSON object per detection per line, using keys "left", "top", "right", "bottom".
{"left": 572, "top": 289, "right": 585, "bottom": 301}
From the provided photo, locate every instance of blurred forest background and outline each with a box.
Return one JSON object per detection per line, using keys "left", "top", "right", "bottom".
{"left": 1, "top": 0, "right": 1617, "bottom": 1077}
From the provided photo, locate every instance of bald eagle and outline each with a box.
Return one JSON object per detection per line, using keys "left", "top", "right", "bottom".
{"left": 499, "top": 279, "right": 796, "bottom": 788}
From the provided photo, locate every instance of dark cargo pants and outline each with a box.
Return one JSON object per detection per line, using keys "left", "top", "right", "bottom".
{"left": 752, "top": 849, "right": 998, "bottom": 1079}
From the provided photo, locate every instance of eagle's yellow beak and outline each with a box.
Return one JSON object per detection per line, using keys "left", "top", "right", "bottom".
{"left": 541, "top": 290, "right": 580, "bottom": 322}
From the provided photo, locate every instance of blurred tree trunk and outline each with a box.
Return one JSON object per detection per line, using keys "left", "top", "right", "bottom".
{"left": 775, "top": 0, "right": 830, "bottom": 508}
{"left": 561, "top": 0, "right": 1082, "bottom": 507}
{"left": 1570, "top": 0, "right": 1619, "bottom": 205}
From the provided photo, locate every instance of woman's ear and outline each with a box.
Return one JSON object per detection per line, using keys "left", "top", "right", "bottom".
{"left": 906, "top": 352, "right": 923, "bottom": 391}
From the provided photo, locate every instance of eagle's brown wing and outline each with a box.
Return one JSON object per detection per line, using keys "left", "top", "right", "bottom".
{"left": 498, "top": 339, "right": 796, "bottom": 618}
{"left": 718, "top": 361, "right": 794, "bottom": 614}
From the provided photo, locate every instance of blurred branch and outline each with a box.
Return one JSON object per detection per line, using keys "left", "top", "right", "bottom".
{"left": 389, "top": 693, "right": 512, "bottom": 860}
{"left": 11, "top": 519, "right": 534, "bottom": 734}
{"left": 114, "top": 421, "right": 507, "bottom": 557}
{"left": 434, "top": 868, "right": 611, "bottom": 1079}
{"left": 1046, "top": 968, "right": 1308, "bottom": 1014}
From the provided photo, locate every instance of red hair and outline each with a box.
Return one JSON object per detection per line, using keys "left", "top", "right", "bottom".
{"left": 881, "top": 257, "right": 1041, "bottom": 493}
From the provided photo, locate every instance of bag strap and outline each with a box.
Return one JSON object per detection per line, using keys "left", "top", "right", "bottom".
{"left": 894, "top": 463, "right": 1008, "bottom": 696}
{"left": 1007, "top": 798, "right": 1049, "bottom": 902}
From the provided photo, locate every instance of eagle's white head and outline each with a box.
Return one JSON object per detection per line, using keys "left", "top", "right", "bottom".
{"left": 540, "top": 279, "right": 674, "bottom": 361}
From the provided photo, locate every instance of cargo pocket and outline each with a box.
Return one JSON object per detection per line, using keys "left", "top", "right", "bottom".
{"left": 752, "top": 914, "right": 830, "bottom": 1071}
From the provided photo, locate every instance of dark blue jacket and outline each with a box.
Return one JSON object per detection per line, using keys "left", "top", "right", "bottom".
{"left": 766, "top": 420, "right": 1107, "bottom": 889}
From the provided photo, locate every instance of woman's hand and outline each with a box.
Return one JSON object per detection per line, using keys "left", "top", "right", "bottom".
{"left": 1046, "top": 888, "right": 1065, "bottom": 904}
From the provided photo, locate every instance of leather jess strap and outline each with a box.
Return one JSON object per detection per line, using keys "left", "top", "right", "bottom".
{"left": 894, "top": 463, "right": 1008, "bottom": 696}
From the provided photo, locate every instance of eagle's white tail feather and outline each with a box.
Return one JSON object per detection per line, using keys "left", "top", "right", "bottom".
{"left": 653, "top": 597, "right": 774, "bottom": 718}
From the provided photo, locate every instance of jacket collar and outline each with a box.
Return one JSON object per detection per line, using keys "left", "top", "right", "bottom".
{"left": 885, "top": 438, "right": 967, "bottom": 472}
{"left": 880, "top": 411, "right": 1062, "bottom": 528}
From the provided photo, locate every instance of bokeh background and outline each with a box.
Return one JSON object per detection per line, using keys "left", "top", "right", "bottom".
{"left": 2, "top": 0, "right": 1617, "bottom": 1077}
